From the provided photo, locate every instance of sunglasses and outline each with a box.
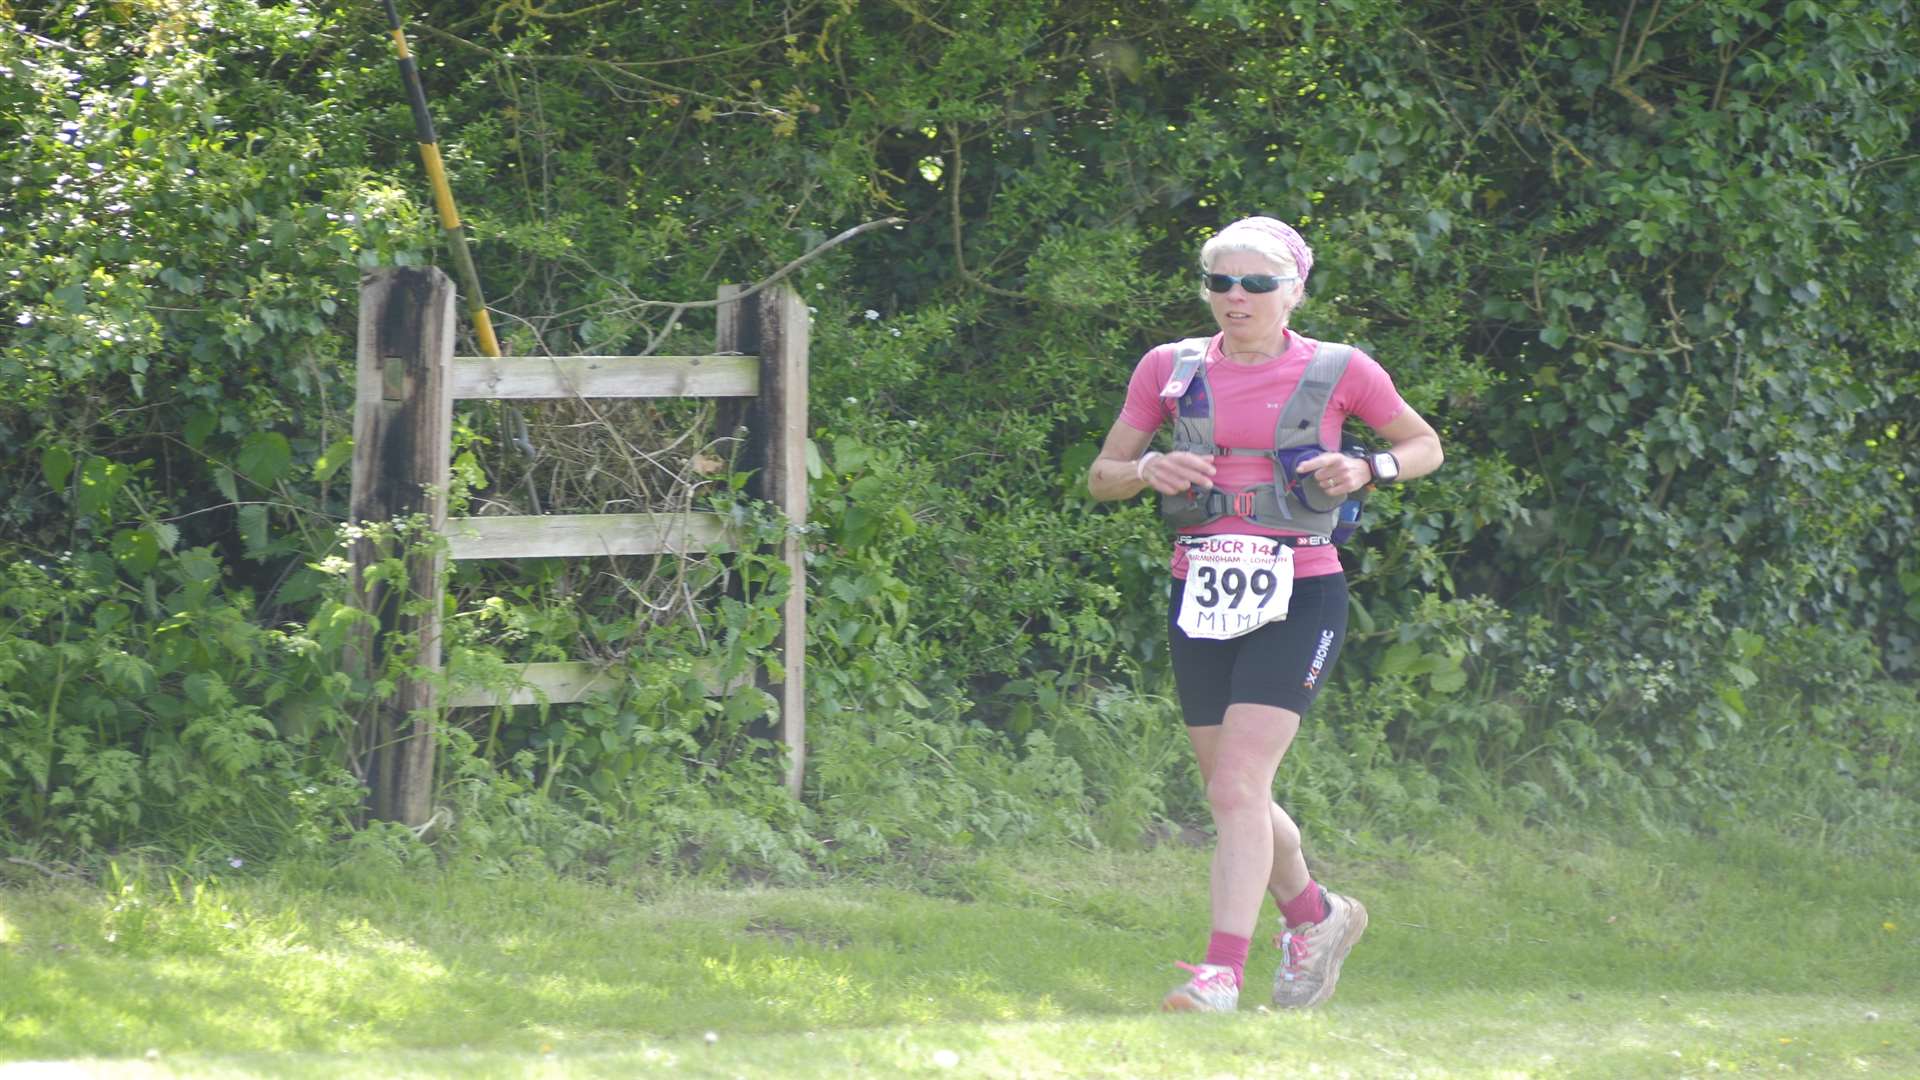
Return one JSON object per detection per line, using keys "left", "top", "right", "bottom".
{"left": 1203, "top": 271, "right": 1300, "bottom": 294}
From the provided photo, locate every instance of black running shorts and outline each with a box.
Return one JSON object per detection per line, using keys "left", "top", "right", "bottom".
{"left": 1167, "top": 571, "right": 1350, "bottom": 726}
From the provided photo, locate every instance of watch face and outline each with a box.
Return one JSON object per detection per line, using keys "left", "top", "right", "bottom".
{"left": 1372, "top": 453, "right": 1400, "bottom": 482}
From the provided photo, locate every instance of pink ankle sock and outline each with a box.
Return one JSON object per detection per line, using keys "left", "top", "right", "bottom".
{"left": 1203, "top": 931, "right": 1251, "bottom": 986}
{"left": 1279, "top": 881, "right": 1328, "bottom": 927}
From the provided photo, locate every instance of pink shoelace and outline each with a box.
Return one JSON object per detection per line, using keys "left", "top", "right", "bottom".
{"left": 1275, "top": 930, "right": 1311, "bottom": 979}
{"left": 1174, "top": 961, "right": 1235, "bottom": 989}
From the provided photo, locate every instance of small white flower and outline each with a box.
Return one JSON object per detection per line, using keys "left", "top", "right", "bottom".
{"left": 229, "top": 857, "right": 244, "bottom": 868}
{"left": 888, "top": 327, "right": 902, "bottom": 337}
{"left": 863, "top": 309, "right": 880, "bottom": 320}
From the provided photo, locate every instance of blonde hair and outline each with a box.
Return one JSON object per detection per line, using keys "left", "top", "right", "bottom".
{"left": 1195, "top": 216, "right": 1314, "bottom": 301}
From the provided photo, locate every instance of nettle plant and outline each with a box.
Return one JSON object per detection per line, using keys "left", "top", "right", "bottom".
{"left": 0, "top": 544, "right": 364, "bottom": 858}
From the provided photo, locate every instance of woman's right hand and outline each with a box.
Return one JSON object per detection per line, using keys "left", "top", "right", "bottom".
{"left": 1140, "top": 450, "right": 1217, "bottom": 496}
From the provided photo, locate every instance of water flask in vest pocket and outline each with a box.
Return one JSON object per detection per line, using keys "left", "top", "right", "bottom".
{"left": 1331, "top": 495, "right": 1363, "bottom": 544}
{"left": 1330, "top": 435, "right": 1371, "bottom": 543}
{"left": 1272, "top": 445, "right": 1346, "bottom": 514}
{"left": 1270, "top": 439, "right": 1370, "bottom": 542}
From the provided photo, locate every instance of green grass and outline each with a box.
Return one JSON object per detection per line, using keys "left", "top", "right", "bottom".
{"left": 1, "top": 818, "right": 1914, "bottom": 1078}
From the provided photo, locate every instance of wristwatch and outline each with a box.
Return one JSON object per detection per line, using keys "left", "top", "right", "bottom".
{"left": 1367, "top": 450, "right": 1401, "bottom": 484}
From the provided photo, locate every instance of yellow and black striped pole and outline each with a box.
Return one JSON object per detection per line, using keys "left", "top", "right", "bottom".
{"left": 378, "top": 0, "right": 501, "bottom": 358}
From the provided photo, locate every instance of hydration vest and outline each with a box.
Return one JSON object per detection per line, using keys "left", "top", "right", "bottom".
{"left": 1157, "top": 336, "right": 1357, "bottom": 540}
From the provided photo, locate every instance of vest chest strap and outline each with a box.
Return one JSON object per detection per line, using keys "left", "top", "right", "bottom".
{"left": 1168, "top": 483, "right": 1336, "bottom": 532}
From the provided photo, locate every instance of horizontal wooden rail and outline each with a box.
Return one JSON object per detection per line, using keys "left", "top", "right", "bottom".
{"left": 443, "top": 511, "right": 733, "bottom": 561}
{"left": 451, "top": 355, "right": 758, "bottom": 400}
{"left": 446, "top": 659, "right": 750, "bottom": 709}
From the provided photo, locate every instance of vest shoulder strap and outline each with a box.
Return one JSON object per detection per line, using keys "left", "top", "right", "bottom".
{"left": 1272, "top": 341, "right": 1353, "bottom": 450}
{"left": 1158, "top": 337, "right": 1213, "bottom": 399}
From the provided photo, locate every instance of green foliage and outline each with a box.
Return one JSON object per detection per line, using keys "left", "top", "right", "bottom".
{"left": 2, "top": 0, "right": 1917, "bottom": 869}
{"left": 0, "top": 549, "right": 363, "bottom": 855}
{"left": 0, "top": 0, "right": 426, "bottom": 596}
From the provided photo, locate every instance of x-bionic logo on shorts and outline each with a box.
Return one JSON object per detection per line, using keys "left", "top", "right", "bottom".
{"left": 1302, "top": 629, "right": 1337, "bottom": 689}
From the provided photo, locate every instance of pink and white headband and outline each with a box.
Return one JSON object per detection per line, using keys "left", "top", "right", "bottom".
{"left": 1217, "top": 216, "right": 1314, "bottom": 283}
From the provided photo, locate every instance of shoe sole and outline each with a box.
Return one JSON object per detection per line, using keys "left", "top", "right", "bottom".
{"left": 1161, "top": 991, "right": 1235, "bottom": 1013}
{"left": 1303, "top": 898, "right": 1368, "bottom": 1007}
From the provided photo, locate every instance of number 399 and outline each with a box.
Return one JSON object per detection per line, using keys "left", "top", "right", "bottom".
{"left": 1193, "top": 566, "right": 1279, "bottom": 609}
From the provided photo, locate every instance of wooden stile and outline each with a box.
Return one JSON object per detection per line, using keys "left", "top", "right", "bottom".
{"left": 349, "top": 271, "right": 810, "bottom": 823}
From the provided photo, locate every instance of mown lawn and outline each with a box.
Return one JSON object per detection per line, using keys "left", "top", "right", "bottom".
{"left": 1, "top": 817, "right": 1913, "bottom": 1078}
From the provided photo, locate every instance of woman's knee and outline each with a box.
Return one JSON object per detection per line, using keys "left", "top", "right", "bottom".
{"left": 1205, "top": 771, "right": 1270, "bottom": 818}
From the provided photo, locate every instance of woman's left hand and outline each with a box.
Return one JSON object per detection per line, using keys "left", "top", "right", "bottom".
{"left": 1294, "top": 451, "right": 1369, "bottom": 498}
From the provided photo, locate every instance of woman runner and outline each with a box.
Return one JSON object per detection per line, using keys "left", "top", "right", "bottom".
{"left": 1087, "top": 216, "right": 1443, "bottom": 1012}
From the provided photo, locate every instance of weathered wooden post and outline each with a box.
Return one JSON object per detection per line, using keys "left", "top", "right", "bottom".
{"left": 348, "top": 267, "right": 456, "bottom": 827}
{"left": 717, "top": 284, "right": 809, "bottom": 799}
{"left": 762, "top": 285, "right": 810, "bottom": 801}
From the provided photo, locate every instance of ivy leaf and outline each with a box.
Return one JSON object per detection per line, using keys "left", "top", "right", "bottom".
{"left": 41, "top": 445, "right": 74, "bottom": 490}
{"left": 73, "top": 457, "right": 127, "bottom": 519}
{"left": 111, "top": 528, "right": 160, "bottom": 576}
{"left": 313, "top": 437, "right": 353, "bottom": 483}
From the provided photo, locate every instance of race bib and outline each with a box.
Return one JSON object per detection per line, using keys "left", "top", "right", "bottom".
{"left": 1176, "top": 535, "right": 1294, "bottom": 640}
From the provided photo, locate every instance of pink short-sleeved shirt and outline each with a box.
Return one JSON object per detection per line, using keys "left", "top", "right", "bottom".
{"left": 1118, "top": 330, "right": 1409, "bottom": 579}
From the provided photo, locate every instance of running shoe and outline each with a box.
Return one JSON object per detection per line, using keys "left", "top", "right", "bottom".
{"left": 1161, "top": 961, "right": 1239, "bottom": 1012}
{"left": 1271, "top": 888, "right": 1368, "bottom": 1008}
